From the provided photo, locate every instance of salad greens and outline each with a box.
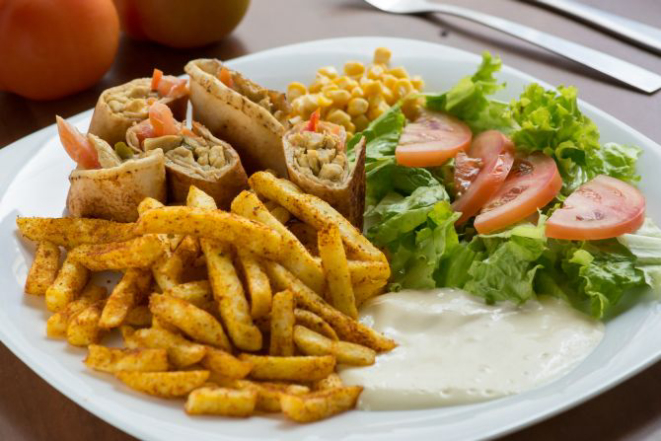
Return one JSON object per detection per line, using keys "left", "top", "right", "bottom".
{"left": 351, "top": 52, "right": 657, "bottom": 319}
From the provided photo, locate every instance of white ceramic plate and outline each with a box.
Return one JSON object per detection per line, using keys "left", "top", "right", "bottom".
{"left": 1, "top": 37, "right": 661, "bottom": 441}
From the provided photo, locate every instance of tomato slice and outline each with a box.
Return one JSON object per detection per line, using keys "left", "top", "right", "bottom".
{"left": 149, "top": 102, "right": 180, "bottom": 137}
{"left": 305, "top": 108, "right": 321, "bottom": 132}
{"left": 452, "top": 130, "right": 515, "bottom": 224}
{"left": 395, "top": 111, "right": 472, "bottom": 167}
{"left": 474, "top": 152, "right": 562, "bottom": 234}
{"left": 151, "top": 68, "right": 163, "bottom": 91}
{"left": 546, "top": 175, "right": 645, "bottom": 240}
{"left": 55, "top": 116, "right": 100, "bottom": 169}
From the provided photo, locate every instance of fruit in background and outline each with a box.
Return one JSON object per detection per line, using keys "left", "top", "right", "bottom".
{"left": 0, "top": 0, "right": 120, "bottom": 100}
{"left": 114, "top": 0, "right": 250, "bottom": 49}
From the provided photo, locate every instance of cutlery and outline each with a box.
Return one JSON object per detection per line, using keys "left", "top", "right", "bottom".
{"left": 526, "top": 0, "right": 661, "bottom": 55}
{"left": 363, "top": 0, "right": 661, "bottom": 94}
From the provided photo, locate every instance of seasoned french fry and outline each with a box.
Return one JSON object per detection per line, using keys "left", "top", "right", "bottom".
{"left": 231, "top": 190, "right": 325, "bottom": 294}
{"left": 240, "top": 354, "right": 336, "bottom": 382}
{"left": 185, "top": 387, "right": 257, "bottom": 417}
{"left": 249, "top": 171, "right": 385, "bottom": 262}
{"left": 137, "top": 197, "right": 165, "bottom": 214}
{"left": 99, "top": 268, "right": 152, "bottom": 329}
{"left": 164, "top": 281, "right": 213, "bottom": 309}
{"left": 201, "top": 347, "right": 253, "bottom": 379}
{"left": 268, "top": 205, "right": 291, "bottom": 224}
{"left": 288, "top": 221, "right": 319, "bottom": 256}
{"left": 116, "top": 370, "right": 209, "bottom": 398}
{"left": 186, "top": 185, "right": 217, "bottom": 209}
{"left": 294, "top": 326, "right": 375, "bottom": 366}
{"left": 85, "top": 345, "right": 168, "bottom": 373}
{"left": 294, "top": 309, "right": 338, "bottom": 341}
{"left": 123, "top": 305, "right": 152, "bottom": 327}
{"left": 312, "top": 373, "right": 344, "bottom": 391}
{"left": 266, "top": 262, "right": 396, "bottom": 352}
{"left": 353, "top": 278, "right": 388, "bottom": 307}
{"left": 67, "top": 300, "right": 104, "bottom": 346}
{"left": 203, "top": 240, "right": 262, "bottom": 352}
{"left": 280, "top": 386, "right": 363, "bottom": 423}
{"left": 318, "top": 224, "right": 357, "bottom": 318}
{"left": 236, "top": 249, "right": 272, "bottom": 320}
{"left": 136, "top": 206, "right": 283, "bottom": 260}
{"left": 45, "top": 254, "right": 89, "bottom": 312}
{"left": 123, "top": 326, "right": 207, "bottom": 368}
{"left": 152, "top": 235, "right": 199, "bottom": 291}
{"left": 16, "top": 217, "right": 137, "bottom": 248}
{"left": 151, "top": 316, "right": 179, "bottom": 333}
{"left": 217, "top": 379, "right": 310, "bottom": 413}
{"left": 348, "top": 260, "right": 391, "bottom": 285}
{"left": 68, "top": 235, "right": 165, "bottom": 271}
{"left": 270, "top": 290, "right": 295, "bottom": 356}
{"left": 25, "top": 241, "right": 60, "bottom": 295}
{"left": 149, "top": 294, "right": 231, "bottom": 350}
{"left": 46, "top": 284, "right": 107, "bottom": 338}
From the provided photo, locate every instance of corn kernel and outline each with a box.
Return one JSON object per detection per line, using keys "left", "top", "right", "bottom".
{"left": 395, "top": 78, "right": 414, "bottom": 99}
{"left": 368, "top": 96, "right": 390, "bottom": 121}
{"left": 350, "top": 87, "right": 364, "bottom": 98}
{"left": 347, "top": 97, "right": 369, "bottom": 116}
{"left": 353, "top": 114, "right": 370, "bottom": 132}
{"left": 346, "top": 122, "right": 356, "bottom": 134}
{"left": 317, "top": 66, "right": 338, "bottom": 79}
{"left": 362, "top": 80, "right": 383, "bottom": 97}
{"left": 401, "top": 95, "right": 424, "bottom": 121}
{"left": 321, "top": 83, "right": 339, "bottom": 93}
{"left": 287, "top": 82, "right": 307, "bottom": 102}
{"left": 344, "top": 61, "right": 365, "bottom": 77}
{"left": 316, "top": 94, "right": 333, "bottom": 108}
{"left": 367, "top": 64, "right": 386, "bottom": 80}
{"left": 327, "top": 109, "right": 352, "bottom": 127}
{"left": 388, "top": 66, "right": 409, "bottom": 79}
{"left": 373, "top": 47, "right": 392, "bottom": 65}
{"left": 334, "top": 76, "right": 358, "bottom": 91}
{"left": 382, "top": 74, "right": 398, "bottom": 90}
{"left": 309, "top": 76, "right": 332, "bottom": 93}
{"left": 411, "top": 75, "right": 425, "bottom": 91}
{"left": 326, "top": 89, "right": 351, "bottom": 107}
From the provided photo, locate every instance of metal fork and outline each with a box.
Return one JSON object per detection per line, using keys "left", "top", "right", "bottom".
{"left": 363, "top": 0, "right": 661, "bottom": 94}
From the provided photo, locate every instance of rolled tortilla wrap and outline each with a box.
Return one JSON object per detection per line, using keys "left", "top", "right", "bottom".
{"left": 185, "top": 59, "right": 290, "bottom": 177}
{"left": 88, "top": 78, "right": 188, "bottom": 147}
{"left": 283, "top": 121, "right": 366, "bottom": 228}
{"left": 127, "top": 121, "right": 248, "bottom": 209}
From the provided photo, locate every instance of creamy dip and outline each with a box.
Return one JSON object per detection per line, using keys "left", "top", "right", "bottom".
{"left": 339, "top": 288, "right": 604, "bottom": 410}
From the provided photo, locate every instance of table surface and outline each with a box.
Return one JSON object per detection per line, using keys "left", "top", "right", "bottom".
{"left": 1, "top": 0, "right": 660, "bottom": 439}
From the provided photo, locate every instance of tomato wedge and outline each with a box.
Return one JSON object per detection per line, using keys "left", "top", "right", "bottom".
{"left": 452, "top": 130, "right": 515, "bottom": 224}
{"left": 55, "top": 116, "right": 100, "bottom": 170}
{"left": 546, "top": 175, "right": 645, "bottom": 240}
{"left": 474, "top": 152, "right": 562, "bottom": 234}
{"left": 305, "top": 108, "right": 321, "bottom": 132}
{"left": 149, "top": 102, "right": 180, "bottom": 137}
{"left": 395, "top": 111, "right": 472, "bottom": 167}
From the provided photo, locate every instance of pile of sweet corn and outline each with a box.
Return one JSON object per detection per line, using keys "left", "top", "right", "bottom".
{"left": 287, "top": 47, "right": 424, "bottom": 136}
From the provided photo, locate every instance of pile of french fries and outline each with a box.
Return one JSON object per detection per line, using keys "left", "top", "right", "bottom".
{"left": 17, "top": 171, "right": 394, "bottom": 423}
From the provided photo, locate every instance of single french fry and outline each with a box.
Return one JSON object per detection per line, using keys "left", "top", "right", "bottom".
{"left": 236, "top": 249, "right": 272, "bottom": 320}
{"left": 116, "top": 370, "right": 209, "bottom": 398}
{"left": 149, "top": 294, "right": 231, "bottom": 350}
{"left": 99, "top": 268, "right": 152, "bottom": 329}
{"left": 151, "top": 316, "right": 179, "bottom": 333}
{"left": 353, "top": 278, "right": 388, "bottom": 307}
{"left": 136, "top": 206, "right": 283, "bottom": 260}
{"left": 46, "top": 254, "right": 89, "bottom": 312}
{"left": 318, "top": 225, "right": 357, "bottom": 319}
{"left": 203, "top": 240, "right": 262, "bottom": 352}
{"left": 231, "top": 190, "right": 325, "bottom": 294}
{"left": 288, "top": 221, "right": 319, "bottom": 256}
{"left": 138, "top": 197, "right": 183, "bottom": 254}
{"left": 85, "top": 345, "right": 168, "bottom": 373}
{"left": 249, "top": 171, "right": 386, "bottom": 262}
{"left": 186, "top": 185, "right": 217, "bottom": 209}
{"left": 46, "top": 284, "right": 107, "bottom": 338}
{"left": 152, "top": 235, "right": 199, "bottom": 291}
{"left": 16, "top": 217, "right": 137, "bottom": 248}
{"left": 280, "top": 386, "right": 363, "bottom": 423}
{"left": 123, "top": 326, "right": 207, "bottom": 368}
{"left": 66, "top": 300, "right": 104, "bottom": 346}
{"left": 312, "top": 373, "right": 344, "bottom": 391}
{"left": 265, "top": 262, "right": 396, "bottom": 352}
{"left": 218, "top": 379, "right": 310, "bottom": 413}
{"left": 123, "top": 305, "right": 152, "bottom": 327}
{"left": 240, "top": 354, "right": 335, "bottom": 382}
{"left": 25, "top": 241, "right": 60, "bottom": 295}
{"left": 269, "top": 205, "right": 291, "bottom": 224}
{"left": 68, "top": 235, "right": 165, "bottom": 271}
{"left": 163, "top": 281, "right": 214, "bottom": 309}
{"left": 185, "top": 387, "right": 257, "bottom": 417}
{"left": 270, "top": 290, "right": 295, "bottom": 356}
{"left": 348, "top": 260, "right": 391, "bottom": 285}
{"left": 201, "top": 347, "right": 253, "bottom": 380}
{"left": 294, "top": 309, "right": 338, "bottom": 341}
{"left": 294, "top": 326, "right": 375, "bottom": 366}
{"left": 137, "top": 197, "right": 165, "bottom": 215}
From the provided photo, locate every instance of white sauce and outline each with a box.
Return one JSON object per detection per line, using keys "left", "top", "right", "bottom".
{"left": 339, "top": 288, "right": 604, "bottom": 410}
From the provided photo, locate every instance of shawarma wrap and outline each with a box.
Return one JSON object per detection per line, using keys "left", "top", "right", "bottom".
{"left": 88, "top": 71, "right": 188, "bottom": 147}
{"left": 184, "top": 59, "right": 290, "bottom": 177}
{"left": 126, "top": 102, "right": 248, "bottom": 208}
{"left": 283, "top": 116, "right": 366, "bottom": 228}
{"left": 56, "top": 117, "right": 166, "bottom": 223}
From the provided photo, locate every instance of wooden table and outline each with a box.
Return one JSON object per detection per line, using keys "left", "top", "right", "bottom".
{"left": 1, "top": 0, "right": 660, "bottom": 439}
